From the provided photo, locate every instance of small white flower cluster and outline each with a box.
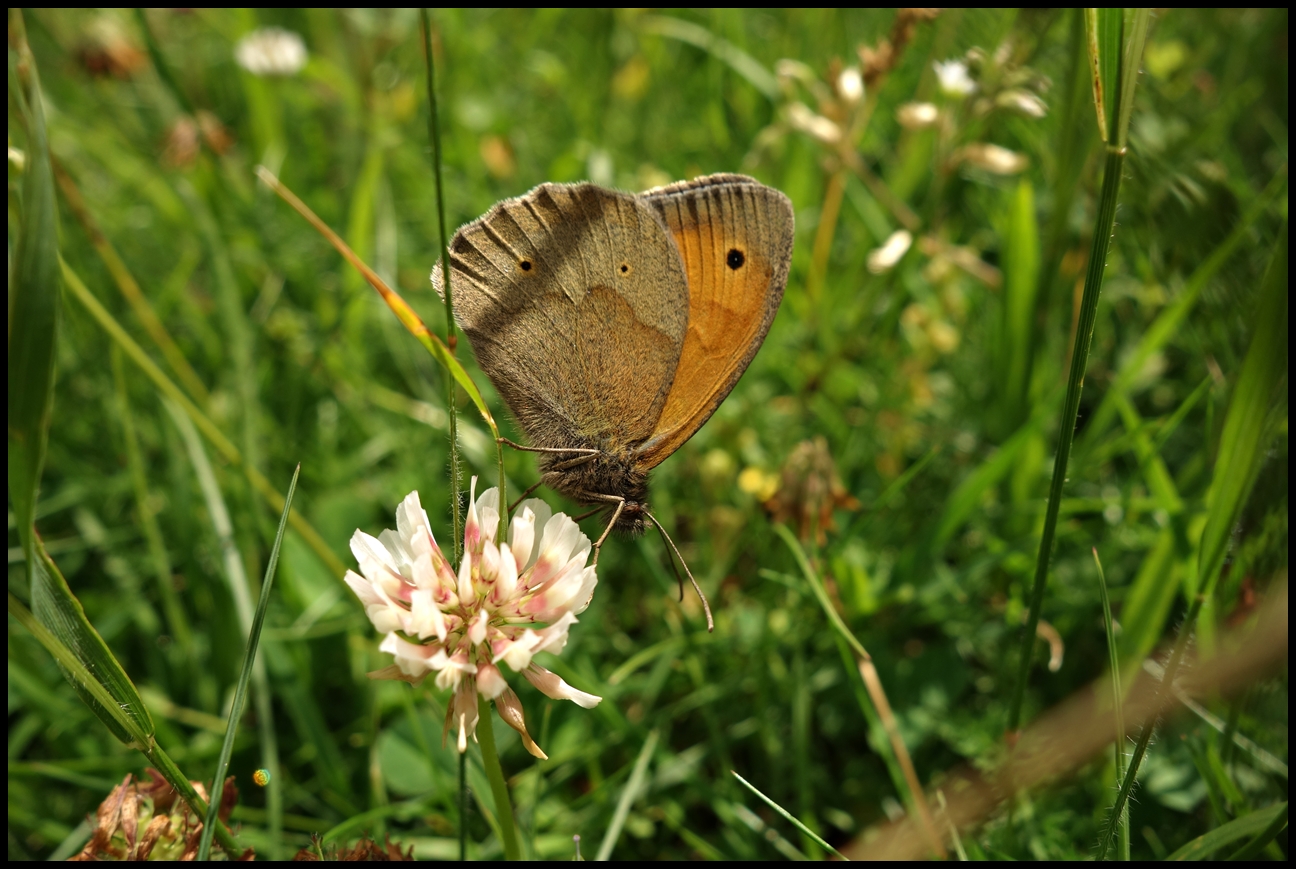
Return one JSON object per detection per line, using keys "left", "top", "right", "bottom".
{"left": 346, "top": 480, "right": 600, "bottom": 758}
{"left": 933, "top": 59, "right": 976, "bottom": 98}
{"left": 235, "top": 27, "right": 307, "bottom": 77}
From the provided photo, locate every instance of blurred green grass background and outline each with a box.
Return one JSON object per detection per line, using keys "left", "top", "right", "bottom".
{"left": 8, "top": 8, "right": 1288, "bottom": 860}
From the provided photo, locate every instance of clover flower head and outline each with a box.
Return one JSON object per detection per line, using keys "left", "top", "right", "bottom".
{"left": 346, "top": 479, "right": 600, "bottom": 759}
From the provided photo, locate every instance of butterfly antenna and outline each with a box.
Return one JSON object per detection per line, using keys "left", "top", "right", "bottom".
{"left": 644, "top": 510, "right": 714, "bottom": 633}
{"left": 509, "top": 479, "right": 545, "bottom": 513}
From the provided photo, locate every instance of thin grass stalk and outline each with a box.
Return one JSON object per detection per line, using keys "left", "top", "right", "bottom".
{"left": 1093, "top": 549, "right": 1129, "bottom": 860}
{"left": 476, "top": 695, "right": 521, "bottom": 860}
{"left": 111, "top": 347, "right": 194, "bottom": 667}
{"left": 53, "top": 161, "right": 211, "bottom": 407}
{"left": 168, "top": 397, "right": 283, "bottom": 857}
{"left": 1006, "top": 144, "right": 1125, "bottom": 736}
{"left": 732, "top": 771, "right": 848, "bottom": 860}
{"left": 420, "top": 8, "right": 465, "bottom": 561}
{"left": 419, "top": 14, "right": 502, "bottom": 858}
{"left": 59, "top": 258, "right": 348, "bottom": 577}
{"left": 596, "top": 730, "right": 659, "bottom": 861}
{"left": 197, "top": 465, "right": 299, "bottom": 860}
{"left": 829, "top": 633, "right": 909, "bottom": 801}
{"left": 132, "top": 8, "right": 196, "bottom": 117}
{"left": 806, "top": 168, "right": 846, "bottom": 303}
{"left": 775, "top": 525, "right": 946, "bottom": 858}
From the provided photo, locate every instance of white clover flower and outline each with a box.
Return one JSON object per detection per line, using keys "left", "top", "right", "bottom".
{"left": 933, "top": 59, "right": 976, "bottom": 97}
{"left": 346, "top": 479, "right": 600, "bottom": 759}
{"left": 235, "top": 27, "right": 307, "bottom": 77}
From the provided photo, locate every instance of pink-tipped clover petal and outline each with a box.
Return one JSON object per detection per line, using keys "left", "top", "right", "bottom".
{"left": 476, "top": 661, "right": 508, "bottom": 700}
{"left": 524, "top": 664, "right": 602, "bottom": 709}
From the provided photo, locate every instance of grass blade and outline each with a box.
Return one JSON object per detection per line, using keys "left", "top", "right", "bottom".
{"left": 1164, "top": 801, "right": 1287, "bottom": 861}
{"left": 731, "top": 770, "right": 848, "bottom": 861}
{"left": 1194, "top": 218, "right": 1287, "bottom": 604}
{"left": 1225, "top": 802, "right": 1289, "bottom": 861}
{"left": 999, "top": 178, "right": 1041, "bottom": 432}
{"left": 197, "top": 464, "right": 301, "bottom": 860}
{"left": 639, "top": 16, "right": 778, "bottom": 99}
{"left": 58, "top": 257, "right": 347, "bottom": 579}
{"left": 1092, "top": 549, "right": 1128, "bottom": 861}
{"left": 53, "top": 161, "right": 211, "bottom": 407}
{"left": 9, "top": 12, "right": 154, "bottom": 750}
{"left": 595, "top": 729, "right": 659, "bottom": 861}
{"left": 1099, "top": 219, "right": 1288, "bottom": 858}
{"left": 8, "top": 17, "right": 61, "bottom": 539}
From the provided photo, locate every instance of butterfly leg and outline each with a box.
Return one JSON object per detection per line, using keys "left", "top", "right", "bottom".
{"left": 498, "top": 437, "right": 599, "bottom": 460}
{"left": 571, "top": 492, "right": 626, "bottom": 566}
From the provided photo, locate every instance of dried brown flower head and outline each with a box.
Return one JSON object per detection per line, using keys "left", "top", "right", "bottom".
{"left": 764, "top": 437, "right": 861, "bottom": 545}
{"left": 71, "top": 769, "right": 249, "bottom": 861}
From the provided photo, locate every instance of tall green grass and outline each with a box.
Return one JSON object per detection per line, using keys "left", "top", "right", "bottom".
{"left": 8, "top": 8, "right": 1288, "bottom": 860}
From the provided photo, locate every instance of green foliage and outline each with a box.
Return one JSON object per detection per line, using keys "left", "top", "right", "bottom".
{"left": 8, "top": 8, "right": 1287, "bottom": 861}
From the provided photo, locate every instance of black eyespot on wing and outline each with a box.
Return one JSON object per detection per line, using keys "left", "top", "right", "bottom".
{"left": 726, "top": 249, "right": 745, "bottom": 270}
{"left": 619, "top": 263, "right": 630, "bottom": 274}
{"left": 520, "top": 260, "right": 533, "bottom": 271}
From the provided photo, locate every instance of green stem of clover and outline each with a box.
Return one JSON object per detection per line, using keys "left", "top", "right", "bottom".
{"left": 477, "top": 694, "right": 522, "bottom": 860}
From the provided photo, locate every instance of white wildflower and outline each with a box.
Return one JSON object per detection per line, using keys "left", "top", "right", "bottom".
{"left": 346, "top": 479, "right": 600, "bottom": 759}
{"left": 933, "top": 59, "right": 976, "bottom": 97}
{"left": 235, "top": 27, "right": 307, "bottom": 77}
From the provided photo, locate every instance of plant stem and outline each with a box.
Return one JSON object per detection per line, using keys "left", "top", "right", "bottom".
{"left": 459, "top": 750, "right": 469, "bottom": 861}
{"left": 476, "top": 695, "right": 521, "bottom": 860}
{"left": 420, "top": 9, "right": 465, "bottom": 562}
{"left": 1007, "top": 145, "right": 1125, "bottom": 736}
